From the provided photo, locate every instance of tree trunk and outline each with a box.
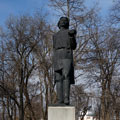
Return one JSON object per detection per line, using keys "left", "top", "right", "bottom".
{"left": 67, "top": 0, "right": 70, "bottom": 18}
{"left": 116, "top": 111, "right": 119, "bottom": 120}
{"left": 19, "top": 84, "right": 24, "bottom": 120}
{"left": 44, "top": 75, "right": 48, "bottom": 120}
{"left": 24, "top": 86, "right": 36, "bottom": 120}
{"left": 106, "top": 112, "right": 110, "bottom": 120}
{"left": 2, "top": 98, "right": 5, "bottom": 120}
{"left": 101, "top": 82, "right": 106, "bottom": 120}
{"left": 14, "top": 103, "right": 17, "bottom": 120}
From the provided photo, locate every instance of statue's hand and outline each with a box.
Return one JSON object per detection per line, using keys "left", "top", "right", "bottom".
{"left": 68, "top": 29, "right": 77, "bottom": 36}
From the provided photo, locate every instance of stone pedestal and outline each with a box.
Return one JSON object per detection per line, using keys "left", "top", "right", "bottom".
{"left": 48, "top": 106, "right": 75, "bottom": 120}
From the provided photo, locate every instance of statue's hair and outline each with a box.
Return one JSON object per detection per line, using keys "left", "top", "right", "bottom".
{"left": 57, "top": 17, "right": 69, "bottom": 29}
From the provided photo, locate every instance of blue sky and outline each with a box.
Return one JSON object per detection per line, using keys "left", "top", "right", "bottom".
{"left": 96, "top": 0, "right": 114, "bottom": 14}
{"left": 0, "top": 0, "right": 114, "bottom": 26}
{"left": 0, "top": 0, "right": 49, "bottom": 26}
{"left": 86, "top": 0, "right": 114, "bottom": 15}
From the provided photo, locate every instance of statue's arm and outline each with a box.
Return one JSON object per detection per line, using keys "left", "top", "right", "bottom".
{"left": 53, "top": 35, "right": 56, "bottom": 51}
{"left": 72, "top": 35, "right": 77, "bottom": 50}
{"left": 69, "top": 30, "right": 77, "bottom": 50}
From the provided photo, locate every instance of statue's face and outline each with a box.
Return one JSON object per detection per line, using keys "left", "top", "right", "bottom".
{"left": 58, "top": 17, "right": 69, "bottom": 29}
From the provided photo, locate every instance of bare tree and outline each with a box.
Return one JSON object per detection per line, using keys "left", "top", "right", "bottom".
{"left": 83, "top": 23, "right": 120, "bottom": 120}
{"left": 110, "top": 0, "right": 120, "bottom": 26}
{"left": 70, "top": 85, "right": 90, "bottom": 120}
{"left": 0, "top": 13, "right": 51, "bottom": 120}
{"left": 33, "top": 19, "right": 55, "bottom": 120}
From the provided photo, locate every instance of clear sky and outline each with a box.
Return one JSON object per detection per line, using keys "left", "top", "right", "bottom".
{"left": 0, "top": 0, "right": 114, "bottom": 26}
{"left": 0, "top": 0, "right": 49, "bottom": 26}
{"left": 96, "top": 0, "right": 114, "bottom": 15}
{"left": 86, "top": 0, "right": 114, "bottom": 15}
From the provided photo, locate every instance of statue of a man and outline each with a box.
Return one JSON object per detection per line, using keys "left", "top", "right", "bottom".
{"left": 53, "top": 17, "right": 77, "bottom": 105}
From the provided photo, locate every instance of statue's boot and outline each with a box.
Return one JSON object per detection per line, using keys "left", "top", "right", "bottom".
{"left": 56, "top": 80, "right": 64, "bottom": 104}
{"left": 63, "top": 79, "right": 70, "bottom": 105}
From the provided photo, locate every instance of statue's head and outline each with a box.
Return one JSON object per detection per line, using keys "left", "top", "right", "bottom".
{"left": 58, "top": 17, "right": 69, "bottom": 29}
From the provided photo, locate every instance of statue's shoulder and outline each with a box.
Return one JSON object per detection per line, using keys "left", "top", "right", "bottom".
{"left": 53, "top": 31, "right": 59, "bottom": 37}
{"left": 53, "top": 32, "right": 58, "bottom": 40}
{"left": 53, "top": 31, "right": 60, "bottom": 38}
{"left": 54, "top": 30, "right": 69, "bottom": 38}
{"left": 58, "top": 29, "right": 69, "bottom": 34}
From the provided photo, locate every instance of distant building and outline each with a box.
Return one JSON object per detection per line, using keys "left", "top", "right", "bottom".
{"left": 78, "top": 110, "right": 97, "bottom": 120}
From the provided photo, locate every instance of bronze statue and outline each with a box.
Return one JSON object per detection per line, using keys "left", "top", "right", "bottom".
{"left": 53, "top": 17, "right": 77, "bottom": 105}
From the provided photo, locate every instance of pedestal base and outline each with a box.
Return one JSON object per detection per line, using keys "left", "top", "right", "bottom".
{"left": 48, "top": 106, "right": 75, "bottom": 120}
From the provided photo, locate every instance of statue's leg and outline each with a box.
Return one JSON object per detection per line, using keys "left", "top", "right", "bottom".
{"left": 63, "top": 77, "right": 70, "bottom": 105}
{"left": 55, "top": 71, "right": 64, "bottom": 104}
{"left": 62, "top": 59, "right": 71, "bottom": 105}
